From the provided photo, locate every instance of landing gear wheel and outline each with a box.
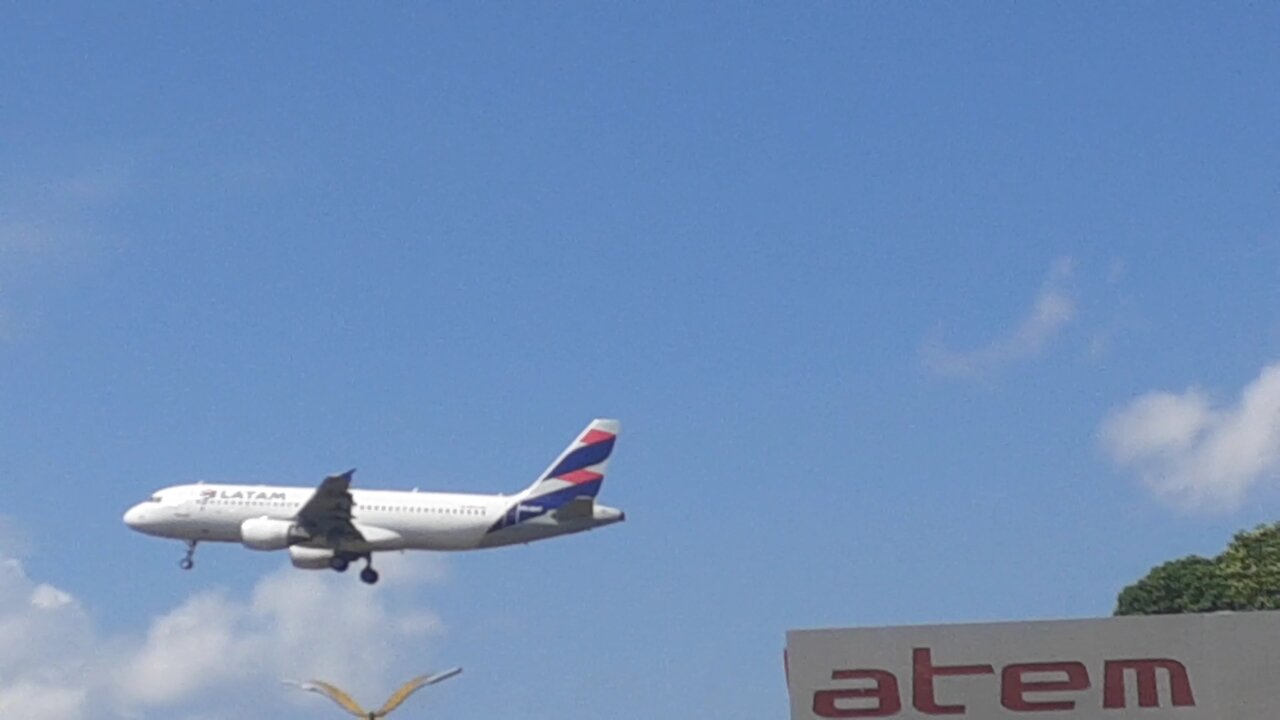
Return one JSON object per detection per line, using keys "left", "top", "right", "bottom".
{"left": 360, "top": 567, "right": 379, "bottom": 585}
{"left": 330, "top": 556, "right": 349, "bottom": 572}
{"left": 179, "top": 540, "right": 198, "bottom": 570}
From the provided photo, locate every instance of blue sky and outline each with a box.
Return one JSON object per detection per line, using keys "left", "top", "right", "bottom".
{"left": 2, "top": 4, "right": 1279, "bottom": 719}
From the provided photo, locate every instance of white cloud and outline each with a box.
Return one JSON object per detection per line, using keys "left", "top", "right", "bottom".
{"left": 116, "top": 554, "right": 444, "bottom": 710}
{"left": 30, "top": 585, "right": 75, "bottom": 610}
{"left": 0, "top": 681, "right": 88, "bottom": 720}
{"left": 1100, "top": 362, "right": 1280, "bottom": 511}
{"left": 922, "top": 257, "right": 1076, "bottom": 377}
{"left": 0, "top": 541, "right": 447, "bottom": 720}
{"left": 117, "top": 592, "right": 251, "bottom": 707}
{"left": 0, "top": 560, "right": 93, "bottom": 720}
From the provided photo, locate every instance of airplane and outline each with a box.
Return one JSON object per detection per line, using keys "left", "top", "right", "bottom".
{"left": 123, "top": 419, "right": 625, "bottom": 584}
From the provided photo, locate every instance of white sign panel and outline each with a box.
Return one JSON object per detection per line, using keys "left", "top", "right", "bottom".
{"left": 786, "top": 612, "right": 1280, "bottom": 719}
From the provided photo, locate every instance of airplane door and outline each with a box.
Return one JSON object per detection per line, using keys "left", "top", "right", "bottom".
{"left": 174, "top": 498, "right": 193, "bottom": 518}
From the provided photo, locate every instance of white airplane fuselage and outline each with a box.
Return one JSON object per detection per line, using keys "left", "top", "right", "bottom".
{"left": 124, "top": 483, "right": 624, "bottom": 551}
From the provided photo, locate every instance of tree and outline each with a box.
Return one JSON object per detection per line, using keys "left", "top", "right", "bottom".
{"left": 1114, "top": 555, "right": 1231, "bottom": 616}
{"left": 1218, "top": 522, "right": 1280, "bottom": 610}
{"left": 1114, "top": 522, "right": 1280, "bottom": 616}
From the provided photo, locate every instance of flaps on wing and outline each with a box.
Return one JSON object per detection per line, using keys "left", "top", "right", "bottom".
{"left": 349, "top": 522, "right": 406, "bottom": 551}
{"left": 553, "top": 496, "right": 595, "bottom": 520}
{"left": 294, "top": 469, "right": 363, "bottom": 545}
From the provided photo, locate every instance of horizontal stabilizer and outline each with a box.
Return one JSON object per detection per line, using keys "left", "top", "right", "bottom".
{"left": 553, "top": 496, "right": 595, "bottom": 520}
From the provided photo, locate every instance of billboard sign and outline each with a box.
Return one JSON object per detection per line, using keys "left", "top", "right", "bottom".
{"left": 786, "top": 611, "right": 1280, "bottom": 719}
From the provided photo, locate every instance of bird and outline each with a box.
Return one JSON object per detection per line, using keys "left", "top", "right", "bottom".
{"left": 284, "top": 668, "right": 462, "bottom": 719}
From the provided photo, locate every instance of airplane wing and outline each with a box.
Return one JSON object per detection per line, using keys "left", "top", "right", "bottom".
{"left": 294, "top": 469, "right": 364, "bottom": 547}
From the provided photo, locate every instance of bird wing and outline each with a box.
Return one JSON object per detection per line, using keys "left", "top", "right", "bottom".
{"left": 373, "top": 668, "right": 462, "bottom": 717}
{"left": 290, "top": 679, "right": 370, "bottom": 718}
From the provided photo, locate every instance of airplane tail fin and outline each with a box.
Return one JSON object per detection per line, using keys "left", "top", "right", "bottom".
{"left": 520, "top": 419, "right": 619, "bottom": 503}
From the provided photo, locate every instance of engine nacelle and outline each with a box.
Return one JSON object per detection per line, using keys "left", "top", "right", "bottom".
{"left": 288, "top": 546, "right": 335, "bottom": 570}
{"left": 239, "top": 517, "right": 304, "bottom": 551}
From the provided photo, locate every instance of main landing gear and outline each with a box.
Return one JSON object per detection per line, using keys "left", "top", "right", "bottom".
{"left": 179, "top": 540, "right": 198, "bottom": 570}
{"left": 328, "top": 553, "right": 379, "bottom": 585}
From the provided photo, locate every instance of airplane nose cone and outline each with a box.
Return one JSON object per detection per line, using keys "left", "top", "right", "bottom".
{"left": 123, "top": 505, "right": 146, "bottom": 529}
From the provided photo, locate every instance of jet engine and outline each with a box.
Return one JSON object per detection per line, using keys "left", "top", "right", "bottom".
{"left": 240, "top": 517, "right": 305, "bottom": 551}
{"left": 288, "top": 546, "right": 336, "bottom": 570}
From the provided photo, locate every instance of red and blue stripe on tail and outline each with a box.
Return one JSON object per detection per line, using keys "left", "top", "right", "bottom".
{"left": 488, "top": 419, "right": 620, "bottom": 533}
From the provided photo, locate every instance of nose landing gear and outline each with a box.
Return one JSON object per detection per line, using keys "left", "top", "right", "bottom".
{"left": 179, "top": 540, "right": 198, "bottom": 570}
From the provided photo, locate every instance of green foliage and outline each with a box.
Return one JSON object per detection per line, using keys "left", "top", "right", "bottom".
{"left": 1114, "top": 522, "right": 1280, "bottom": 616}
{"left": 1114, "top": 555, "right": 1230, "bottom": 616}
{"left": 1218, "top": 523, "right": 1280, "bottom": 610}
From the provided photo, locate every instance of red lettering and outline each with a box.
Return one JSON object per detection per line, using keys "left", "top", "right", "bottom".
{"left": 1103, "top": 659, "right": 1195, "bottom": 708}
{"left": 809, "top": 653, "right": 1198, "bottom": 716}
{"left": 1001, "top": 662, "right": 1090, "bottom": 712}
{"left": 813, "top": 670, "right": 901, "bottom": 718}
{"left": 912, "top": 647, "right": 994, "bottom": 715}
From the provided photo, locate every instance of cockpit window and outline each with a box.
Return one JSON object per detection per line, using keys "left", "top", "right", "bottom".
{"left": 148, "top": 495, "right": 162, "bottom": 503}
